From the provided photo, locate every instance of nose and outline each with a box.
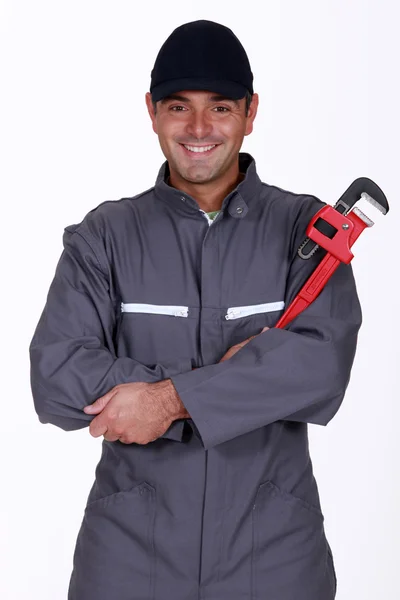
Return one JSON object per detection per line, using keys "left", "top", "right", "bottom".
{"left": 185, "top": 109, "right": 213, "bottom": 141}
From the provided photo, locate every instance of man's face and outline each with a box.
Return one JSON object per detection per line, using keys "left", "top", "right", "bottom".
{"left": 145, "top": 90, "right": 258, "bottom": 185}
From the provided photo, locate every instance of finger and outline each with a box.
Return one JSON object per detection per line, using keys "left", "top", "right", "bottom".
{"left": 239, "top": 336, "right": 254, "bottom": 347}
{"left": 88, "top": 415, "right": 109, "bottom": 438}
{"left": 84, "top": 388, "right": 118, "bottom": 414}
{"left": 103, "top": 431, "right": 120, "bottom": 442}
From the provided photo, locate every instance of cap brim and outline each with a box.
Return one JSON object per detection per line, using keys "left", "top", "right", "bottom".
{"left": 151, "top": 78, "right": 249, "bottom": 103}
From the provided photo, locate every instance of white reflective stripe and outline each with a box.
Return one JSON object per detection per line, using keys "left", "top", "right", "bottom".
{"left": 121, "top": 303, "right": 189, "bottom": 317}
{"left": 225, "top": 301, "right": 285, "bottom": 320}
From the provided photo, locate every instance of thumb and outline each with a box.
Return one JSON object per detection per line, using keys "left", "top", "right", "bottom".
{"left": 83, "top": 389, "right": 117, "bottom": 414}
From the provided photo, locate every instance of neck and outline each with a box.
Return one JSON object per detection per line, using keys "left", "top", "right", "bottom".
{"left": 168, "top": 162, "right": 245, "bottom": 213}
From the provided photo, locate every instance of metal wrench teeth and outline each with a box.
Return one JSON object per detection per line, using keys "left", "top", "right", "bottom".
{"left": 361, "top": 192, "right": 388, "bottom": 215}
{"left": 352, "top": 206, "right": 374, "bottom": 227}
{"left": 297, "top": 237, "right": 320, "bottom": 259}
{"left": 297, "top": 237, "right": 309, "bottom": 256}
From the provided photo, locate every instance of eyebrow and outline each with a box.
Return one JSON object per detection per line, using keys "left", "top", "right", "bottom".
{"left": 160, "top": 94, "right": 241, "bottom": 109}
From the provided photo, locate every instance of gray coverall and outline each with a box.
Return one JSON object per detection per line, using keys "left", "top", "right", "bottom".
{"left": 29, "top": 152, "right": 362, "bottom": 599}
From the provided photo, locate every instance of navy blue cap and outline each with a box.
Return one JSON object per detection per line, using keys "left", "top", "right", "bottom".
{"left": 150, "top": 20, "right": 254, "bottom": 103}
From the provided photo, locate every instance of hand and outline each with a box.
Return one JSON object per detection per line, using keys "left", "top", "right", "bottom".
{"left": 219, "top": 326, "right": 269, "bottom": 363}
{"left": 83, "top": 381, "right": 175, "bottom": 444}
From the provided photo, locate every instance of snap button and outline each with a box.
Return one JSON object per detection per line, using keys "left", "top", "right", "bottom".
{"left": 180, "top": 196, "right": 186, "bottom": 202}
{"left": 236, "top": 206, "right": 243, "bottom": 214}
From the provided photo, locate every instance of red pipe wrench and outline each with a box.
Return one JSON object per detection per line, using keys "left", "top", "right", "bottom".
{"left": 275, "top": 177, "right": 389, "bottom": 329}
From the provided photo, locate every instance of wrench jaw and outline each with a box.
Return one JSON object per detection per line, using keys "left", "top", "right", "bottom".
{"left": 332, "top": 177, "right": 389, "bottom": 216}
{"left": 352, "top": 206, "right": 374, "bottom": 228}
{"left": 277, "top": 179, "right": 389, "bottom": 330}
{"left": 360, "top": 191, "right": 388, "bottom": 216}
{"left": 297, "top": 177, "right": 389, "bottom": 259}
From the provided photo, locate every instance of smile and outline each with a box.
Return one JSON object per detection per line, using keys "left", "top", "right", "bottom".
{"left": 180, "top": 144, "right": 219, "bottom": 156}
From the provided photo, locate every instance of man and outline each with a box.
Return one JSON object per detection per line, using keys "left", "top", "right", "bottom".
{"left": 29, "top": 19, "right": 361, "bottom": 600}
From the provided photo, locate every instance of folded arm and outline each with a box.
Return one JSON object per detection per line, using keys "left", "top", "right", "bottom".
{"left": 29, "top": 224, "right": 190, "bottom": 440}
{"left": 169, "top": 199, "right": 363, "bottom": 450}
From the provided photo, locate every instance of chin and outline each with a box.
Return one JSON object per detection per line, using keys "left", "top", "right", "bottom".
{"left": 180, "top": 168, "right": 218, "bottom": 184}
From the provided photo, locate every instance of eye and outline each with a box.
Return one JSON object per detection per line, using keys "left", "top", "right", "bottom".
{"left": 213, "top": 106, "right": 230, "bottom": 112}
{"left": 169, "top": 105, "right": 187, "bottom": 112}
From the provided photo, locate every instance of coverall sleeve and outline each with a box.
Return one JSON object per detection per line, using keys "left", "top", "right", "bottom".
{"left": 29, "top": 224, "right": 191, "bottom": 441}
{"left": 170, "top": 197, "right": 363, "bottom": 450}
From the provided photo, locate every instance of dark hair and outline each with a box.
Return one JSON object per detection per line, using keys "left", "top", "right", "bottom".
{"left": 244, "top": 90, "right": 253, "bottom": 116}
{"left": 152, "top": 90, "right": 253, "bottom": 116}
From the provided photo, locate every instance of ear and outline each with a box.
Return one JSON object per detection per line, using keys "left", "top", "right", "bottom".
{"left": 244, "top": 92, "right": 259, "bottom": 136}
{"left": 145, "top": 92, "right": 158, "bottom": 134}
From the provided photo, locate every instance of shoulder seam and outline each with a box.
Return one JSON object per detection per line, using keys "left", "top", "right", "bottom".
{"left": 65, "top": 227, "right": 107, "bottom": 276}
{"left": 62, "top": 186, "right": 157, "bottom": 276}
{"left": 90, "top": 185, "right": 156, "bottom": 211}
{"left": 261, "top": 182, "right": 323, "bottom": 203}
{"left": 70, "top": 186, "right": 157, "bottom": 221}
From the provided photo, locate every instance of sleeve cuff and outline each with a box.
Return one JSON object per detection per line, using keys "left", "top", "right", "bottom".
{"left": 158, "top": 357, "right": 193, "bottom": 442}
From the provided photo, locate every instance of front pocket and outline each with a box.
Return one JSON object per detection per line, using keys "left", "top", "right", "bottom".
{"left": 225, "top": 300, "right": 285, "bottom": 320}
{"left": 68, "top": 482, "right": 156, "bottom": 600}
{"left": 251, "top": 480, "right": 334, "bottom": 600}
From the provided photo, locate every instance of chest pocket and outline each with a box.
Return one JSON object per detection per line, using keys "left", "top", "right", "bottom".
{"left": 121, "top": 303, "right": 189, "bottom": 317}
{"left": 115, "top": 302, "right": 199, "bottom": 365}
{"left": 222, "top": 300, "right": 286, "bottom": 348}
{"left": 224, "top": 300, "right": 285, "bottom": 320}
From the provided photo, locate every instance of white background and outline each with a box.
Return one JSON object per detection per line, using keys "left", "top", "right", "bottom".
{"left": 1, "top": 1, "right": 398, "bottom": 598}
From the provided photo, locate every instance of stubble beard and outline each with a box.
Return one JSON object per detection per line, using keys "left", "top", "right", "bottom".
{"left": 169, "top": 149, "right": 228, "bottom": 185}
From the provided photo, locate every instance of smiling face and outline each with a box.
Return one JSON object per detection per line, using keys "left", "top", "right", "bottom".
{"left": 145, "top": 90, "right": 258, "bottom": 189}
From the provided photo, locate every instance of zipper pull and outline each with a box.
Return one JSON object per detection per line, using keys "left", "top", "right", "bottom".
{"left": 225, "top": 308, "right": 241, "bottom": 320}
{"left": 174, "top": 308, "right": 189, "bottom": 317}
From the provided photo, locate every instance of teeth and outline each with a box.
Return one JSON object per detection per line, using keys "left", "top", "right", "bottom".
{"left": 183, "top": 145, "right": 216, "bottom": 153}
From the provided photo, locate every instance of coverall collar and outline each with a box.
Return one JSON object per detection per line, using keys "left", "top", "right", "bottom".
{"left": 154, "top": 152, "right": 263, "bottom": 219}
